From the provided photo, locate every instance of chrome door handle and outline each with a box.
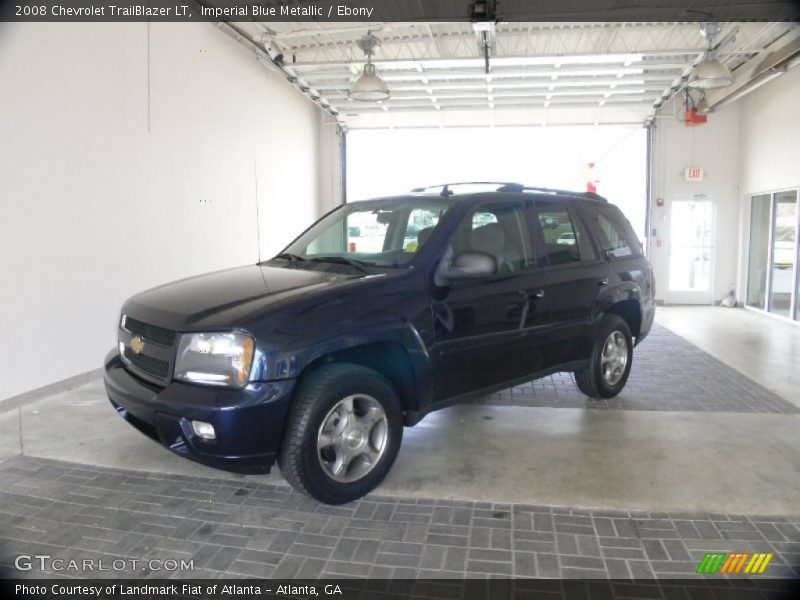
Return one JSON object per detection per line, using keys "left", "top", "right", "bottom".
{"left": 597, "top": 278, "right": 609, "bottom": 287}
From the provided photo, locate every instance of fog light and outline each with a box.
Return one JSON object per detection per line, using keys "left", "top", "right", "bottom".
{"left": 191, "top": 420, "right": 216, "bottom": 440}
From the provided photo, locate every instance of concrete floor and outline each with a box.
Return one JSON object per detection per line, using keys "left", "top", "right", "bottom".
{"left": 1, "top": 306, "right": 799, "bottom": 515}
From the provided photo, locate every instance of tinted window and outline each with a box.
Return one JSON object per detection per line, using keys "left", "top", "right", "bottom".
{"left": 584, "top": 205, "right": 643, "bottom": 258}
{"left": 533, "top": 202, "right": 594, "bottom": 265}
{"left": 451, "top": 203, "right": 534, "bottom": 273}
{"left": 287, "top": 199, "right": 451, "bottom": 267}
{"left": 403, "top": 207, "right": 447, "bottom": 253}
{"left": 572, "top": 208, "right": 598, "bottom": 261}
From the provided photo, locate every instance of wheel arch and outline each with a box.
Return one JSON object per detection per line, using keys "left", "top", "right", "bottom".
{"left": 298, "top": 340, "right": 420, "bottom": 414}
{"left": 605, "top": 297, "right": 642, "bottom": 339}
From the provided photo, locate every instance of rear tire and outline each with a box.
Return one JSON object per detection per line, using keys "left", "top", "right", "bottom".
{"left": 575, "top": 315, "right": 633, "bottom": 399}
{"left": 278, "top": 363, "right": 403, "bottom": 504}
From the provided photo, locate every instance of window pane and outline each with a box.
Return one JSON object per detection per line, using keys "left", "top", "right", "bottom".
{"left": 586, "top": 205, "right": 643, "bottom": 259}
{"left": 290, "top": 200, "right": 451, "bottom": 266}
{"left": 747, "top": 194, "right": 771, "bottom": 309}
{"left": 403, "top": 207, "right": 446, "bottom": 253}
{"left": 573, "top": 210, "right": 598, "bottom": 261}
{"left": 343, "top": 211, "right": 389, "bottom": 254}
{"left": 472, "top": 211, "right": 498, "bottom": 228}
{"left": 769, "top": 190, "right": 797, "bottom": 317}
{"left": 535, "top": 203, "right": 581, "bottom": 265}
{"left": 307, "top": 221, "right": 346, "bottom": 255}
{"left": 452, "top": 203, "right": 534, "bottom": 273}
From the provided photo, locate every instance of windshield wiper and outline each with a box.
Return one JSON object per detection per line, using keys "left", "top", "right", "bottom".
{"left": 274, "top": 252, "right": 307, "bottom": 264}
{"left": 308, "top": 256, "right": 370, "bottom": 274}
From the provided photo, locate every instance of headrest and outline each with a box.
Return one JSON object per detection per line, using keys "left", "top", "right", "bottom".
{"left": 471, "top": 223, "right": 505, "bottom": 256}
{"left": 417, "top": 226, "right": 435, "bottom": 247}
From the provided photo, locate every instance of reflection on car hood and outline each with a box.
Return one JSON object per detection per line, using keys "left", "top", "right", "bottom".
{"left": 122, "top": 264, "right": 364, "bottom": 330}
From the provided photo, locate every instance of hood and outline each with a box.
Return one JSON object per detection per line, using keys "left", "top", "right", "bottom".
{"left": 122, "top": 264, "right": 364, "bottom": 330}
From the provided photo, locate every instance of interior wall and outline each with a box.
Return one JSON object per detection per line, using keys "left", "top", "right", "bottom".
{"left": 650, "top": 66, "right": 800, "bottom": 308}
{"left": 318, "top": 120, "right": 344, "bottom": 215}
{"left": 0, "top": 22, "right": 324, "bottom": 402}
{"left": 736, "top": 67, "right": 800, "bottom": 306}
{"left": 649, "top": 97, "right": 742, "bottom": 304}
{"left": 739, "top": 66, "right": 800, "bottom": 196}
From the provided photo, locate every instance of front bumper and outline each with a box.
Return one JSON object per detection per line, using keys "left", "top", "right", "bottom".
{"left": 103, "top": 350, "right": 295, "bottom": 474}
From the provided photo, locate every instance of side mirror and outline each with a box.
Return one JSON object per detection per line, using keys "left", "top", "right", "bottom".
{"left": 441, "top": 251, "right": 497, "bottom": 280}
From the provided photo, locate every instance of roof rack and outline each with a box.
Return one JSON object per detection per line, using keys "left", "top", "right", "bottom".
{"left": 512, "top": 186, "right": 607, "bottom": 202}
{"left": 411, "top": 182, "right": 524, "bottom": 197}
{"left": 410, "top": 182, "right": 606, "bottom": 202}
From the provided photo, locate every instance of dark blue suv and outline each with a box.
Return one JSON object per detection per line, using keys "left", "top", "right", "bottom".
{"left": 104, "top": 183, "right": 655, "bottom": 504}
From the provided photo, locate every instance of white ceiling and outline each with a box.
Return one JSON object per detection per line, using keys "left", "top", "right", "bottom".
{"left": 230, "top": 21, "right": 800, "bottom": 127}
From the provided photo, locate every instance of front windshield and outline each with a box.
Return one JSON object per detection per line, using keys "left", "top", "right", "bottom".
{"left": 281, "top": 199, "right": 452, "bottom": 267}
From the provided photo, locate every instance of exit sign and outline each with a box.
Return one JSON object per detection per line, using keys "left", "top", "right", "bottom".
{"left": 685, "top": 167, "right": 704, "bottom": 181}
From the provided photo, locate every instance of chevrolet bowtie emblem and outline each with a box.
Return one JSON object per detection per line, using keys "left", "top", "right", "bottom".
{"left": 130, "top": 336, "right": 145, "bottom": 354}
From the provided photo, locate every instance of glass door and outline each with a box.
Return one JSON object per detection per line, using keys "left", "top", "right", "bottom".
{"left": 667, "top": 196, "right": 714, "bottom": 304}
{"left": 746, "top": 194, "right": 772, "bottom": 310}
{"left": 768, "top": 190, "right": 798, "bottom": 318}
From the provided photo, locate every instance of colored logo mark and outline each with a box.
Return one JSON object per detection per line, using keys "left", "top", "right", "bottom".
{"left": 696, "top": 552, "right": 773, "bottom": 574}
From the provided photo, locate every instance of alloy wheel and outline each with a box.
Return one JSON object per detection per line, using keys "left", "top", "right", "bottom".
{"left": 316, "top": 394, "right": 388, "bottom": 483}
{"left": 600, "top": 331, "right": 628, "bottom": 386}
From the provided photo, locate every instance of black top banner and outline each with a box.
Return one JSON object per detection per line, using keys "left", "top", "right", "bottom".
{"left": 2, "top": 0, "right": 800, "bottom": 23}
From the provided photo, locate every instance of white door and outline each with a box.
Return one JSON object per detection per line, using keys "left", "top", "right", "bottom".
{"left": 667, "top": 196, "right": 715, "bottom": 304}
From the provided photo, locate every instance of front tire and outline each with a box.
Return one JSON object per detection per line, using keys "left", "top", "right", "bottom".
{"left": 575, "top": 315, "right": 633, "bottom": 399}
{"left": 278, "top": 363, "right": 403, "bottom": 504}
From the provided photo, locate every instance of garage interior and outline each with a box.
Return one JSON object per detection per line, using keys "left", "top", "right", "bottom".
{"left": 1, "top": 17, "right": 799, "bottom": 581}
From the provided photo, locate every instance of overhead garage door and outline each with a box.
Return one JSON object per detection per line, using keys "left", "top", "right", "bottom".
{"left": 346, "top": 125, "right": 647, "bottom": 241}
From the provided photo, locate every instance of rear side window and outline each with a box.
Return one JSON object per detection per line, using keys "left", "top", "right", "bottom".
{"left": 532, "top": 202, "right": 596, "bottom": 265}
{"left": 584, "top": 205, "right": 643, "bottom": 259}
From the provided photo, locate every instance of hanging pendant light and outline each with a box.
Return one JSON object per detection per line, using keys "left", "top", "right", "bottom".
{"left": 687, "top": 54, "right": 733, "bottom": 89}
{"left": 687, "top": 23, "right": 733, "bottom": 90}
{"left": 350, "top": 32, "right": 390, "bottom": 102}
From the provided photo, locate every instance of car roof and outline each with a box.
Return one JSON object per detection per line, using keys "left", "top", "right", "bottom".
{"left": 347, "top": 186, "right": 607, "bottom": 209}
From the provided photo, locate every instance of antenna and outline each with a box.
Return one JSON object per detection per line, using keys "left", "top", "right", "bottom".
{"left": 253, "top": 161, "right": 262, "bottom": 262}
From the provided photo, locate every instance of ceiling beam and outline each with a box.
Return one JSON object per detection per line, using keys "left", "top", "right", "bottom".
{"left": 330, "top": 87, "right": 662, "bottom": 101}
{"left": 287, "top": 53, "right": 699, "bottom": 71}
{"left": 295, "top": 66, "right": 691, "bottom": 85}
{"left": 309, "top": 75, "right": 678, "bottom": 93}
{"left": 344, "top": 97, "right": 655, "bottom": 112}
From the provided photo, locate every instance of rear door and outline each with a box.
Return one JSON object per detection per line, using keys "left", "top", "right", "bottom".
{"left": 580, "top": 202, "right": 654, "bottom": 330}
{"left": 529, "top": 199, "right": 609, "bottom": 368}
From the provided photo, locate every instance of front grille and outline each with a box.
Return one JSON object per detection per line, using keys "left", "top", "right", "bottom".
{"left": 123, "top": 316, "right": 176, "bottom": 347}
{"left": 123, "top": 347, "right": 170, "bottom": 380}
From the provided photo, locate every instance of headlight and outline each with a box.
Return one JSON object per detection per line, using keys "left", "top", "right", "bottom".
{"left": 174, "top": 332, "right": 255, "bottom": 388}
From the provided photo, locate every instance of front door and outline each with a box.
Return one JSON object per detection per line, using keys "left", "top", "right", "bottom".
{"left": 430, "top": 201, "right": 549, "bottom": 401}
{"left": 667, "top": 196, "right": 714, "bottom": 304}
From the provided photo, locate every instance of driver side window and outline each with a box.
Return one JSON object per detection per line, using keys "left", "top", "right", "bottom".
{"left": 452, "top": 203, "right": 535, "bottom": 273}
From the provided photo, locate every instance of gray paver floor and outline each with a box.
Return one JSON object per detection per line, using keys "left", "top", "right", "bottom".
{"left": 0, "top": 456, "right": 797, "bottom": 580}
{"left": 478, "top": 325, "right": 798, "bottom": 413}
